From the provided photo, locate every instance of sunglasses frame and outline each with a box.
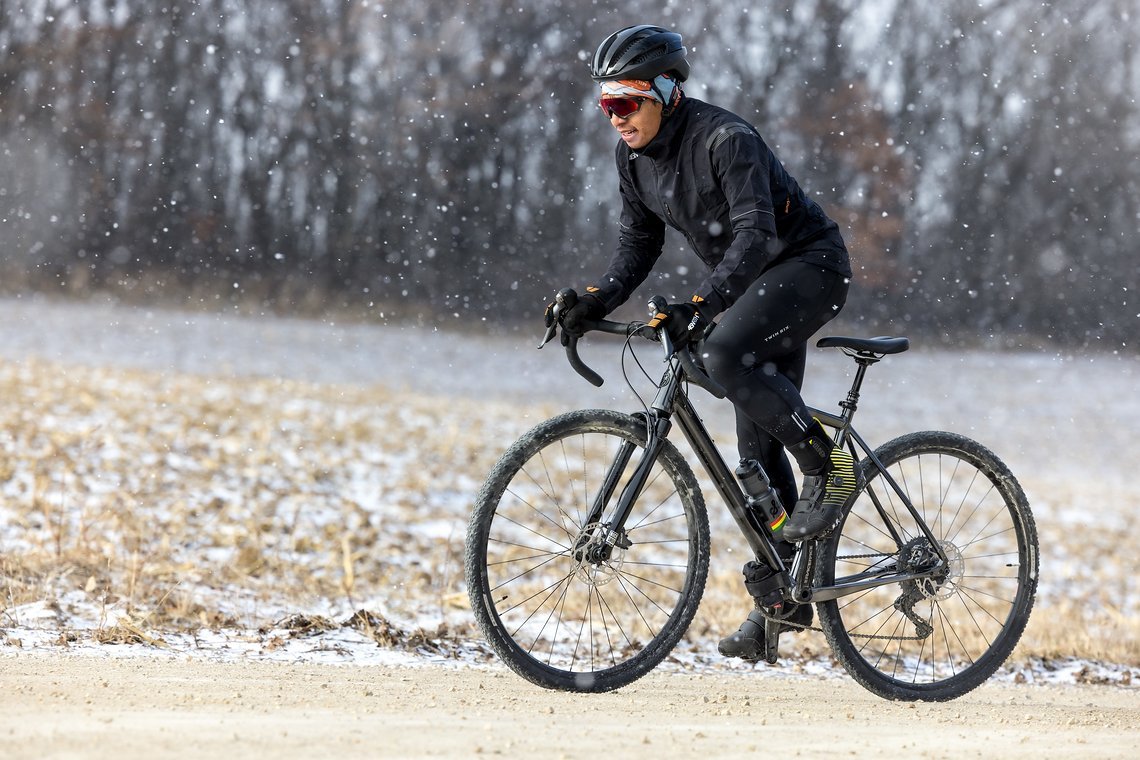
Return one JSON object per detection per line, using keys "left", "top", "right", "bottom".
{"left": 598, "top": 96, "right": 651, "bottom": 119}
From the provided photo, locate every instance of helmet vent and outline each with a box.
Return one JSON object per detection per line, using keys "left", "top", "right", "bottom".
{"left": 629, "top": 48, "right": 664, "bottom": 67}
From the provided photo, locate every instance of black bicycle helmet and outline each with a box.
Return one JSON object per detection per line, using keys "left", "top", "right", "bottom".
{"left": 590, "top": 25, "right": 690, "bottom": 83}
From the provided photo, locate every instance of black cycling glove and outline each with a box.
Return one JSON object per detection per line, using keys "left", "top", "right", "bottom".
{"left": 544, "top": 291, "right": 606, "bottom": 345}
{"left": 650, "top": 302, "right": 708, "bottom": 348}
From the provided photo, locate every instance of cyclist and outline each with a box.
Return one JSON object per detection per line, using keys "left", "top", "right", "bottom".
{"left": 551, "top": 25, "right": 857, "bottom": 660}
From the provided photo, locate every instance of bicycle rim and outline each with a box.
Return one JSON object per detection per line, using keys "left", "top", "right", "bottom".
{"left": 817, "top": 431, "right": 1038, "bottom": 701}
{"left": 465, "top": 409, "right": 709, "bottom": 692}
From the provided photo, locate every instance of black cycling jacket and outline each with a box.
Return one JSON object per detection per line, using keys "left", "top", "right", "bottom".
{"left": 589, "top": 97, "right": 852, "bottom": 317}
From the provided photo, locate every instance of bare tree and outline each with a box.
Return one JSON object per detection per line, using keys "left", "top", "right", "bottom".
{"left": 0, "top": 0, "right": 1136, "bottom": 345}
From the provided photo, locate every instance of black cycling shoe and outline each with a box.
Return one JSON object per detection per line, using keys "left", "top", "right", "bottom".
{"left": 781, "top": 486, "right": 842, "bottom": 541}
{"left": 717, "top": 605, "right": 814, "bottom": 661}
{"left": 783, "top": 446, "right": 861, "bottom": 542}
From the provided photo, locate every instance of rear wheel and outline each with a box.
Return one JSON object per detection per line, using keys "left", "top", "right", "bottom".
{"left": 465, "top": 409, "right": 710, "bottom": 692}
{"left": 816, "top": 431, "right": 1038, "bottom": 701}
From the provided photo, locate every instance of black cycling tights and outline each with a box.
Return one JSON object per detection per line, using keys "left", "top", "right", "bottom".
{"left": 700, "top": 260, "right": 849, "bottom": 508}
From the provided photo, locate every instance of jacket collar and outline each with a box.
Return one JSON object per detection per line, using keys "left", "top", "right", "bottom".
{"left": 629, "top": 96, "right": 693, "bottom": 161}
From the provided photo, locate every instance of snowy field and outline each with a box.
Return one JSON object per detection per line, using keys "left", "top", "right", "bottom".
{"left": 0, "top": 295, "right": 1136, "bottom": 686}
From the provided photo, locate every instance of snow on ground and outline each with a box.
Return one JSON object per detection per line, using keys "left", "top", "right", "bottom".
{"left": 0, "top": 294, "right": 1136, "bottom": 689}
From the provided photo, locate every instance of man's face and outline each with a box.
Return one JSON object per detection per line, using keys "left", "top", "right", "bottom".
{"left": 605, "top": 97, "right": 664, "bottom": 150}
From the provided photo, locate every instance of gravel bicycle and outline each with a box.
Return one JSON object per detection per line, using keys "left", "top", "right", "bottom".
{"left": 465, "top": 289, "right": 1038, "bottom": 701}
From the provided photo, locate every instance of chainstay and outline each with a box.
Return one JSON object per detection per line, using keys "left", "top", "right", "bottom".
{"left": 754, "top": 603, "right": 930, "bottom": 642}
{"left": 760, "top": 550, "right": 930, "bottom": 641}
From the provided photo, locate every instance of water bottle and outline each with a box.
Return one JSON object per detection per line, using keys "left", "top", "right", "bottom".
{"left": 735, "top": 458, "right": 788, "bottom": 541}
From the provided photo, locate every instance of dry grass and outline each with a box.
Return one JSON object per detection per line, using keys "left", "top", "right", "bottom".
{"left": 0, "top": 355, "right": 1136, "bottom": 668}
{"left": 0, "top": 357, "right": 544, "bottom": 640}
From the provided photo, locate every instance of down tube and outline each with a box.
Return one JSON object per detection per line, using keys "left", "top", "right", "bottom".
{"left": 672, "top": 393, "right": 783, "bottom": 568}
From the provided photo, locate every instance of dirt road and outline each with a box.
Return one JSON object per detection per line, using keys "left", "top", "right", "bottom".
{"left": 1, "top": 654, "right": 1136, "bottom": 758}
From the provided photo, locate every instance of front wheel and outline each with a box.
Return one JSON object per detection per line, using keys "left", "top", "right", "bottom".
{"left": 465, "top": 409, "right": 710, "bottom": 692}
{"left": 816, "top": 431, "right": 1038, "bottom": 701}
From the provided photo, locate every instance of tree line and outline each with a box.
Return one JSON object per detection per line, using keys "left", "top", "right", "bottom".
{"left": 1, "top": 0, "right": 1136, "bottom": 347}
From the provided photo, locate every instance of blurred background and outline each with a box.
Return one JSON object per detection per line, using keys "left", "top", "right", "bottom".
{"left": 1, "top": 0, "right": 1137, "bottom": 347}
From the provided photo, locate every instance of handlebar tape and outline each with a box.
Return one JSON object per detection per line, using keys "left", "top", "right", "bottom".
{"left": 563, "top": 319, "right": 727, "bottom": 398}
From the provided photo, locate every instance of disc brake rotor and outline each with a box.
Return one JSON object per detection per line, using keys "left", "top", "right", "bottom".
{"left": 898, "top": 537, "right": 964, "bottom": 601}
{"left": 922, "top": 540, "right": 964, "bottom": 601}
{"left": 571, "top": 522, "right": 627, "bottom": 586}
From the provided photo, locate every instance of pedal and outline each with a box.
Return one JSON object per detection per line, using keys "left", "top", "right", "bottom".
{"left": 763, "top": 616, "right": 781, "bottom": 664}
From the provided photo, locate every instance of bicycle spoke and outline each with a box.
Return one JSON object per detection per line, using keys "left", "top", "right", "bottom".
{"left": 492, "top": 507, "right": 573, "bottom": 553}
{"left": 506, "top": 477, "right": 577, "bottom": 543}
{"left": 488, "top": 551, "right": 569, "bottom": 597}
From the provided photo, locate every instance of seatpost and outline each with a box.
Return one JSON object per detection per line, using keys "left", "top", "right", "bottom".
{"left": 834, "top": 357, "right": 875, "bottom": 447}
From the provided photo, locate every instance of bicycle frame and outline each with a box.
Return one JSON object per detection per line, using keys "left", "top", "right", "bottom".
{"left": 586, "top": 347, "right": 949, "bottom": 607}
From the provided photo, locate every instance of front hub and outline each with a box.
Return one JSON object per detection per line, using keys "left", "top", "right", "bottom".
{"left": 571, "top": 522, "right": 630, "bottom": 586}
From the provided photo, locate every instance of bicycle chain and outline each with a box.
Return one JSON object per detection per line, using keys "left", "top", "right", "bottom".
{"left": 755, "top": 551, "right": 932, "bottom": 641}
